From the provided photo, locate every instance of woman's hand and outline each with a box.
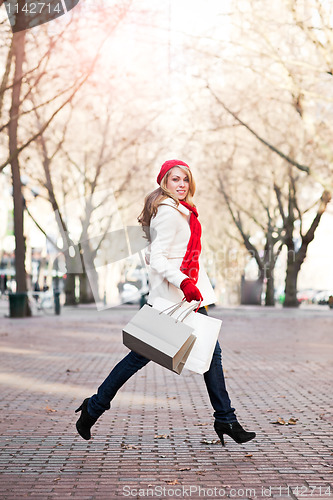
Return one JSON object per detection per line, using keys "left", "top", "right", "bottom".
{"left": 180, "top": 278, "right": 203, "bottom": 302}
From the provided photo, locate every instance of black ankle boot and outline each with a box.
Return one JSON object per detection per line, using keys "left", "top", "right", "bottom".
{"left": 214, "top": 420, "right": 256, "bottom": 447}
{"left": 75, "top": 398, "right": 97, "bottom": 440}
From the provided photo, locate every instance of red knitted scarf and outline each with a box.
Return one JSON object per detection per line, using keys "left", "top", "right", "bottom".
{"left": 179, "top": 201, "right": 202, "bottom": 284}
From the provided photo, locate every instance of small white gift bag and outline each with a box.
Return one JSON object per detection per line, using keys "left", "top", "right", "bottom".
{"left": 152, "top": 298, "right": 222, "bottom": 374}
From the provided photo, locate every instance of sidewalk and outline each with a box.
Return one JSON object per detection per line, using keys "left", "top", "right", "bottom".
{"left": 0, "top": 303, "right": 332, "bottom": 499}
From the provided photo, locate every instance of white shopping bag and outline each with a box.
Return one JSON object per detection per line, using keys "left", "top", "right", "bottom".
{"left": 122, "top": 303, "right": 196, "bottom": 374}
{"left": 152, "top": 298, "right": 222, "bottom": 374}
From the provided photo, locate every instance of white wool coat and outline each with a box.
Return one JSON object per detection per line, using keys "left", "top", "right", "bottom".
{"left": 145, "top": 197, "right": 217, "bottom": 307}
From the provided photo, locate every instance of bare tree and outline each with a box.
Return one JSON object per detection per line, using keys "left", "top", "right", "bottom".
{"left": 220, "top": 188, "right": 282, "bottom": 305}
{"left": 275, "top": 171, "right": 331, "bottom": 307}
{"left": 195, "top": 0, "right": 333, "bottom": 306}
{"left": 1, "top": 1, "right": 132, "bottom": 313}
{"left": 8, "top": 26, "right": 27, "bottom": 303}
{"left": 26, "top": 82, "right": 161, "bottom": 305}
{"left": 209, "top": 91, "right": 332, "bottom": 306}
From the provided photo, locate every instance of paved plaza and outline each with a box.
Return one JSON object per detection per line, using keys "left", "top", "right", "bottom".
{"left": 0, "top": 301, "right": 332, "bottom": 499}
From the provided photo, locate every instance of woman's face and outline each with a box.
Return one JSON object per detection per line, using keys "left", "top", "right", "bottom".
{"left": 165, "top": 167, "right": 190, "bottom": 201}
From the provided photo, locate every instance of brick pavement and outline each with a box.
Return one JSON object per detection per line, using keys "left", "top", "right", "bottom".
{"left": 0, "top": 300, "right": 332, "bottom": 500}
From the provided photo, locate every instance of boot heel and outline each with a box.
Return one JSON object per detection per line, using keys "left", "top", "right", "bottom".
{"left": 214, "top": 420, "right": 256, "bottom": 447}
{"left": 75, "top": 398, "right": 97, "bottom": 440}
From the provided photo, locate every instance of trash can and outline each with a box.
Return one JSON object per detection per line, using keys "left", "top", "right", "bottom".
{"left": 54, "top": 290, "right": 61, "bottom": 315}
{"left": 9, "top": 292, "right": 28, "bottom": 318}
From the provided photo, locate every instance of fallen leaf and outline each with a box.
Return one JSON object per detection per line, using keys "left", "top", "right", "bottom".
{"left": 121, "top": 444, "right": 138, "bottom": 450}
{"left": 245, "top": 454, "right": 253, "bottom": 457}
{"left": 178, "top": 467, "right": 191, "bottom": 471}
{"left": 196, "top": 470, "right": 206, "bottom": 475}
{"left": 201, "top": 439, "right": 221, "bottom": 445}
{"left": 166, "top": 479, "right": 179, "bottom": 485}
{"left": 271, "top": 417, "right": 298, "bottom": 425}
{"left": 271, "top": 417, "right": 286, "bottom": 425}
{"left": 45, "top": 406, "right": 57, "bottom": 413}
{"left": 155, "top": 434, "right": 169, "bottom": 439}
{"left": 194, "top": 422, "right": 209, "bottom": 426}
{"left": 319, "top": 413, "right": 333, "bottom": 422}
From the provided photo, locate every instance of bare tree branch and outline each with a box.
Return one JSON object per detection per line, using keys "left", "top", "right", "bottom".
{"left": 217, "top": 175, "right": 263, "bottom": 270}
{"left": 208, "top": 84, "right": 311, "bottom": 174}
{"left": 0, "top": 75, "right": 81, "bottom": 135}
{"left": 24, "top": 201, "right": 61, "bottom": 252}
{"left": 0, "top": 71, "right": 91, "bottom": 173}
{"left": 0, "top": 37, "right": 13, "bottom": 118}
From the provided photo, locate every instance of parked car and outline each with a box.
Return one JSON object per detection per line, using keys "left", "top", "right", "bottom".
{"left": 119, "top": 282, "right": 148, "bottom": 305}
{"left": 312, "top": 290, "right": 333, "bottom": 306}
{"left": 297, "top": 289, "right": 317, "bottom": 304}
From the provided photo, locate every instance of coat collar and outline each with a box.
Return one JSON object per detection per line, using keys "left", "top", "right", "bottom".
{"left": 161, "top": 197, "right": 190, "bottom": 216}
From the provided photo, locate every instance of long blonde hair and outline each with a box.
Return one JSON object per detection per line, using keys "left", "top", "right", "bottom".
{"left": 138, "top": 166, "right": 196, "bottom": 239}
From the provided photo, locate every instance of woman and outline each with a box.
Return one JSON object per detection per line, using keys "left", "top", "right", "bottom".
{"left": 75, "top": 159, "right": 256, "bottom": 447}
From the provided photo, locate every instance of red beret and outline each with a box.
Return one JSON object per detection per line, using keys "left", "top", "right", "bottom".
{"left": 157, "top": 159, "right": 190, "bottom": 185}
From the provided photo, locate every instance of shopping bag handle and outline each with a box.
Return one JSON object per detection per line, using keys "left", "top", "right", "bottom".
{"left": 176, "top": 300, "right": 202, "bottom": 322}
{"left": 194, "top": 299, "right": 202, "bottom": 313}
{"left": 158, "top": 299, "right": 202, "bottom": 322}
{"left": 159, "top": 301, "right": 185, "bottom": 317}
{"left": 182, "top": 297, "right": 202, "bottom": 313}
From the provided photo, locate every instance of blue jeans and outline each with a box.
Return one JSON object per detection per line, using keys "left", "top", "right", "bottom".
{"left": 88, "top": 307, "right": 236, "bottom": 423}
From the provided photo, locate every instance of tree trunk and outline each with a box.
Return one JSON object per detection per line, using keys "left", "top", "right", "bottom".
{"left": 64, "top": 273, "right": 77, "bottom": 306}
{"left": 63, "top": 246, "right": 84, "bottom": 305}
{"left": 283, "top": 193, "right": 331, "bottom": 307}
{"left": 265, "top": 273, "right": 275, "bottom": 306}
{"left": 77, "top": 242, "right": 99, "bottom": 304}
{"left": 0, "top": 38, "right": 13, "bottom": 118}
{"left": 9, "top": 30, "right": 29, "bottom": 314}
{"left": 284, "top": 261, "right": 299, "bottom": 307}
{"left": 79, "top": 272, "right": 96, "bottom": 304}
{"left": 283, "top": 222, "right": 300, "bottom": 307}
{"left": 263, "top": 232, "right": 276, "bottom": 306}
